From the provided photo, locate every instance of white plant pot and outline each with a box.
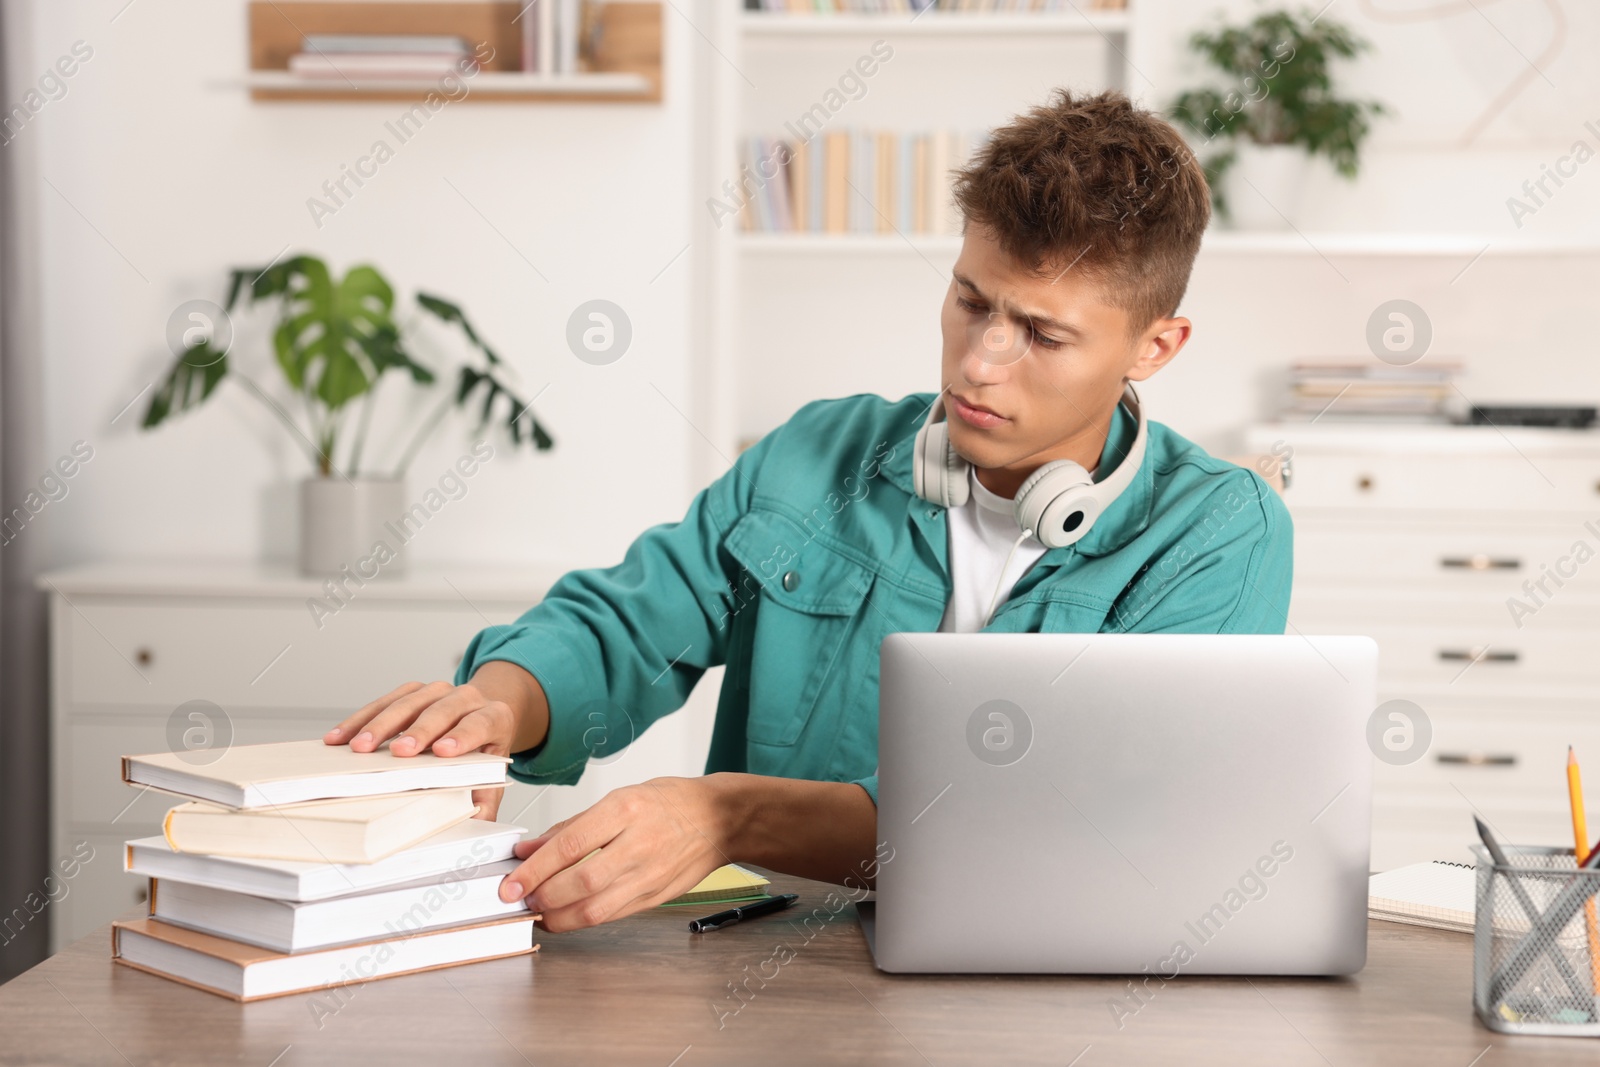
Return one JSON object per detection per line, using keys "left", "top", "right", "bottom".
{"left": 299, "top": 477, "right": 408, "bottom": 579}
{"left": 1223, "top": 142, "right": 1310, "bottom": 231}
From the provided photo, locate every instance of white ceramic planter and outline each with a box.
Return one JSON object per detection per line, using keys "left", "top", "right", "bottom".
{"left": 1224, "top": 142, "right": 1310, "bottom": 231}
{"left": 299, "top": 477, "right": 408, "bottom": 579}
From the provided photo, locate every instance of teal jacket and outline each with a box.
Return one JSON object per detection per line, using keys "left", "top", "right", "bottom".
{"left": 456, "top": 393, "right": 1293, "bottom": 804}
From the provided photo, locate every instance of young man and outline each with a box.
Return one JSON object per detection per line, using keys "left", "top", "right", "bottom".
{"left": 325, "top": 89, "right": 1292, "bottom": 932}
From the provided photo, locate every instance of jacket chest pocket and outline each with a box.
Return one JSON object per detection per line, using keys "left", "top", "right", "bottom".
{"left": 724, "top": 510, "right": 875, "bottom": 747}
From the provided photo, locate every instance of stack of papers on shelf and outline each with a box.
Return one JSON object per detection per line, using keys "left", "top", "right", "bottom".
{"left": 114, "top": 740, "right": 537, "bottom": 1001}
{"left": 1282, "top": 360, "right": 1465, "bottom": 423}
{"left": 289, "top": 34, "right": 473, "bottom": 80}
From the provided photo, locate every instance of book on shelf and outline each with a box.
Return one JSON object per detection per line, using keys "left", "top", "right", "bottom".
{"left": 736, "top": 128, "right": 987, "bottom": 237}
{"left": 149, "top": 860, "right": 525, "bottom": 953}
{"left": 122, "top": 738, "right": 509, "bottom": 809}
{"left": 288, "top": 53, "right": 470, "bottom": 79}
{"left": 125, "top": 818, "right": 527, "bottom": 902}
{"left": 161, "top": 789, "right": 478, "bottom": 865}
{"left": 113, "top": 914, "right": 538, "bottom": 1002}
{"left": 302, "top": 35, "right": 469, "bottom": 54}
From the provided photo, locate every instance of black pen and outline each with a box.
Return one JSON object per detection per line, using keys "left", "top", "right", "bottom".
{"left": 688, "top": 893, "right": 799, "bottom": 933}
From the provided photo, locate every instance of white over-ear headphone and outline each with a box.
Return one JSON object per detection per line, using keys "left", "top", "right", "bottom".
{"left": 912, "top": 383, "right": 1148, "bottom": 550}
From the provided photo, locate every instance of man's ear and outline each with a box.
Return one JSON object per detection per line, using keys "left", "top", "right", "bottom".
{"left": 1125, "top": 317, "right": 1191, "bottom": 382}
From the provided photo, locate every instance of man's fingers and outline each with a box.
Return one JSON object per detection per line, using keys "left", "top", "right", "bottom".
{"left": 523, "top": 845, "right": 629, "bottom": 915}
{"left": 392, "top": 689, "right": 491, "bottom": 756}
{"left": 429, "top": 702, "right": 512, "bottom": 758}
{"left": 537, "top": 878, "right": 654, "bottom": 934}
{"left": 471, "top": 786, "right": 502, "bottom": 822}
{"left": 325, "top": 682, "right": 426, "bottom": 745}
{"left": 498, "top": 810, "right": 623, "bottom": 903}
{"left": 351, "top": 681, "right": 455, "bottom": 752}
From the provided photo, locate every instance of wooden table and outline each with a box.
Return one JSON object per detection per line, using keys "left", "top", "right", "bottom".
{"left": 1, "top": 872, "right": 1594, "bottom": 1066}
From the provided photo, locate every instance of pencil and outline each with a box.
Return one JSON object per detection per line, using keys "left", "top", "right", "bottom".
{"left": 1567, "top": 746, "right": 1600, "bottom": 1004}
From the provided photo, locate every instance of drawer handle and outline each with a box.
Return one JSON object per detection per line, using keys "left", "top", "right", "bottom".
{"left": 1437, "top": 648, "right": 1519, "bottom": 664}
{"left": 1439, "top": 555, "right": 1521, "bottom": 571}
{"left": 1436, "top": 752, "right": 1518, "bottom": 767}
{"left": 134, "top": 647, "right": 154, "bottom": 667}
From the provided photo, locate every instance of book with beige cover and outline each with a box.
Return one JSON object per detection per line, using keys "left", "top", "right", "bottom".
{"left": 122, "top": 739, "right": 509, "bottom": 809}
{"left": 162, "top": 789, "right": 478, "bottom": 864}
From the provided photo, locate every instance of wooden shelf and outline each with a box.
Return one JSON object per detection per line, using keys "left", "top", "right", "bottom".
{"left": 739, "top": 11, "right": 1130, "bottom": 35}
{"left": 244, "top": 70, "right": 653, "bottom": 98}
{"left": 247, "top": 1, "right": 662, "bottom": 104}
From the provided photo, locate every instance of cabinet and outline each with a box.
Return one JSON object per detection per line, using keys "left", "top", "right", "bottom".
{"left": 1245, "top": 424, "right": 1600, "bottom": 870}
{"left": 39, "top": 562, "right": 715, "bottom": 951}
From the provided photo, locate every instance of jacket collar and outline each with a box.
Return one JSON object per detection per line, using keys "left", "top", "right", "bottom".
{"left": 881, "top": 392, "right": 1153, "bottom": 560}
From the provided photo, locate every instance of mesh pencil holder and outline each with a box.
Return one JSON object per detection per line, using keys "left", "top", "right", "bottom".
{"left": 1471, "top": 844, "right": 1600, "bottom": 1037}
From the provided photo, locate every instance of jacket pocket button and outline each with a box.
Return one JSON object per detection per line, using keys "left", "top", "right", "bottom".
{"left": 782, "top": 570, "right": 801, "bottom": 592}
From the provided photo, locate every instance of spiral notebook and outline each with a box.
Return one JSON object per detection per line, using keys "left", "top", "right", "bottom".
{"left": 1367, "top": 860, "right": 1478, "bottom": 933}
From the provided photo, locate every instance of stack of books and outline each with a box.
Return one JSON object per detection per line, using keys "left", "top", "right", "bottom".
{"left": 735, "top": 128, "right": 989, "bottom": 235}
{"left": 1282, "top": 360, "right": 1464, "bottom": 423}
{"left": 112, "top": 740, "right": 537, "bottom": 1002}
{"left": 289, "top": 35, "right": 476, "bottom": 81}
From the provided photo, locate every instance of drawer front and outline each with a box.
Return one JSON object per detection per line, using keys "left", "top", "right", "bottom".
{"left": 1358, "top": 625, "right": 1600, "bottom": 691}
{"left": 1371, "top": 700, "right": 1600, "bottom": 803}
{"left": 67, "top": 600, "right": 527, "bottom": 710}
{"left": 67, "top": 712, "right": 331, "bottom": 828}
{"left": 1293, "top": 520, "right": 1600, "bottom": 592}
{"left": 1284, "top": 452, "right": 1600, "bottom": 511}
{"left": 50, "top": 831, "right": 151, "bottom": 951}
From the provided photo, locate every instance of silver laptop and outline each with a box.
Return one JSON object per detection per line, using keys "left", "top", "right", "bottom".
{"left": 865, "top": 633, "right": 1376, "bottom": 975}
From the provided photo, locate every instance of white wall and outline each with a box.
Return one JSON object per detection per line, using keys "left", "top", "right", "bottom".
{"left": 11, "top": 0, "right": 701, "bottom": 573}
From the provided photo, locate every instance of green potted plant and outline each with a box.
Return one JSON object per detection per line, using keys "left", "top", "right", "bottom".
{"left": 1169, "top": 7, "right": 1387, "bottom": 230}
{"left": 143, "top": 255, "right": 553, "bottom": 577}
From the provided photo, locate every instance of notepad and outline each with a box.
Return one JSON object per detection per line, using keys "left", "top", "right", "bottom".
{"left": 1368, "top": 860, "right": 1479, "bottom": 933}
{"left": 660, "top": 864, "right": 771, "bottom": 907}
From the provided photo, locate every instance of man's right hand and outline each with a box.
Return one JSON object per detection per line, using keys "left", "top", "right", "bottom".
{"left": 323, "top": 661, "right": 550, "bottom": 823}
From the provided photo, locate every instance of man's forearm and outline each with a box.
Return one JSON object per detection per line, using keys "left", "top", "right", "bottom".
{"left": 707, "top": 773, "right": 880, "bottom": 889}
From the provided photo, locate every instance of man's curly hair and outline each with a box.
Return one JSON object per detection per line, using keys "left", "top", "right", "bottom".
{"left": 951, "top": 89, "right": 1210, "bottom": 336}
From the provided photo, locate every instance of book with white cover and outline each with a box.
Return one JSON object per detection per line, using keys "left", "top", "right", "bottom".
{"left": 151, "top": 860, "right": 525, "bottom": 953}
{"left": 302, "top": 34, "right": 469, "bottom": 54}
{"left": 113, "top": 914, "right": 538, "bottom": 1002}
{"left": 122, "top": 738, "right": 509, "bottom": 809}
{"left": 125, "top": 819, "right": 525, "bottom": 902}
{"left": 288, "top": 53, "right": 466, "bottom": 79}
{"left": 1368, "top": 860, "right": 1478, "bottom": 933}
{"left": 162, "top": 789, "right": 477, "bottom": 864}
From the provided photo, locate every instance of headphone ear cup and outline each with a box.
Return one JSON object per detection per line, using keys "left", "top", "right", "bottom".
{"left": 914, "top": 420, "right": 969, "bottom": 508}
{"left": 1015, "top": 461, "right": 1100, "bottom": 549}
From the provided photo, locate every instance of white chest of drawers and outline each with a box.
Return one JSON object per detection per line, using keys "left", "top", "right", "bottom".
{"left": 1245, "top": 424, "right": 1600, "bottom": 870}
{"left": 38, "top": 562, "right": 717, "bottom": 952}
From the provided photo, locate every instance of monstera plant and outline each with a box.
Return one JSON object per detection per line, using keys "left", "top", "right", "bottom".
{"left": 143, "top": 255, "right": 553, "bottom": 576}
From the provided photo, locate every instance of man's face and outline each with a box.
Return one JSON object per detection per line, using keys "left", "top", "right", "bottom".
{"left": 937, "top": 224, "right": 1187, "bottom": 485}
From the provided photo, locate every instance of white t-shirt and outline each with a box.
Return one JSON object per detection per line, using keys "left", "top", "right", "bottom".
{"left": 938, "top": 467, "right": 1055, "bottom": 633}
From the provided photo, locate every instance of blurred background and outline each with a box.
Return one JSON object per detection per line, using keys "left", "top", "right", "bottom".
{"left": 2, "top": 0, "right": 1597, "bottom": 977}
